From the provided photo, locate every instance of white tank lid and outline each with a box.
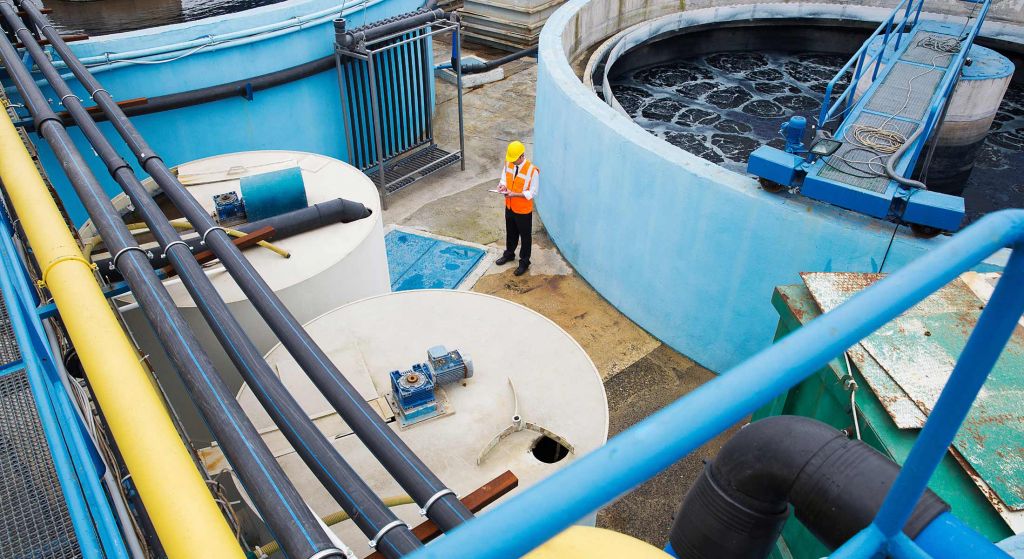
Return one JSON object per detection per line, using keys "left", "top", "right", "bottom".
{"left": 237, "top": 290, "right": 609, "bottom": 554}
{"left": 80, "top": 150, "right": 381, "bottom": 306}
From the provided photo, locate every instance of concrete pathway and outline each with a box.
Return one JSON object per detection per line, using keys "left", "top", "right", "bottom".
{"left": 382, "top": 38, "right": 743, "bottom": 547}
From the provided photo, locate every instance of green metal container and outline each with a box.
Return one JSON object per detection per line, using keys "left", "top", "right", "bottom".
{"left": 759, "top": 284, "right": 1013, "bottom": 559}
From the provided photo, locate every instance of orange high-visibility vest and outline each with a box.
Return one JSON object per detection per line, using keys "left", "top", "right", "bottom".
{"left": 504, "top": 160, "right": 537, "bottom": 214}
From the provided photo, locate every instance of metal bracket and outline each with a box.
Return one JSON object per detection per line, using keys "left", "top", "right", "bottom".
{"left": 477, "top": 378, "right": 575, "bottom": 465}
{"left": 367, "top": 520, "right": 408, "bottom": 549}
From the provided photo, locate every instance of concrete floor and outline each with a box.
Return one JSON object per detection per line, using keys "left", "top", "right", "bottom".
{"left": 382, "top": 39, "right": 743, "bottom": 548}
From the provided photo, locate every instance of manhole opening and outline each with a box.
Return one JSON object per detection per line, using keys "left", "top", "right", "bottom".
{"left": 531, "top": 435, "right": 569, "bottom": 464}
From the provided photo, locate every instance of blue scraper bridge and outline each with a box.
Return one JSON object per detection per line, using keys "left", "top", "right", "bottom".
{"left": 407, "top": 209, "right": 1024, "bottom": 558}
{"left": 747, "top": 0, "right": 991, "bottom": 232}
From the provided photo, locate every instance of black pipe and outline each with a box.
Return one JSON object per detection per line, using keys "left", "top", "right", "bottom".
{"left": 94, "top": 198, "right": 373, "bottom": 282}
{"left": 335, "top": 9, "right": 445, "bottom": 50}
{"left": 0, "top": 11, "right": 343, "bottom": 559}
{"left": 2, "top": 7, "right": 422, "bottom": 556}
{"left": 460, "top": 47, "right": 537, "bottom": 75}
{"left": 19, "top": 0, "right": 474, "bottom": 533}
{"left": 670, "top": 416, "right": 949, "bottom": 559}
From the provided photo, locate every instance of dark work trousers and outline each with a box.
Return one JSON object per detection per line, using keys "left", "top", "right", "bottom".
{"left": 503, "top": 208, "right": 533, "bottom": 266}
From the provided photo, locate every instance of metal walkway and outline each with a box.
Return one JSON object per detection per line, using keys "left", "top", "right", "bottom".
{"left": 802, "top": 20, "right": 977, "bottom": 227}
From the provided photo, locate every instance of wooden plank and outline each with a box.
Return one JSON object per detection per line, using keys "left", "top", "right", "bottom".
{"left": 364, "top": 470, "right": 519, "bottom": 559}
{"left": 56, "top": 98, "right": 149, "bottom": 121}
{"left": 15, "top": 34, "right": 88, "bottom": 48}
{"left": 158, "top": 226, "right": 275, "bottom": 278}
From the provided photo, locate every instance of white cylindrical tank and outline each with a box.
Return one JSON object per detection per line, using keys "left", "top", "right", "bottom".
{"left": 208, "top": 290, "right": 608, "bottom": 557}
{"left": 80, "top": 150, "right": 389, "bottom": 436}
{"left": 851, "top": 31, "right": 1013, "bottom": 194}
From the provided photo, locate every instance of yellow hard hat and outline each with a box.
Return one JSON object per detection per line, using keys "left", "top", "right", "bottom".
{"left": 506, "top": 141, "right": 526, "bottom": 162}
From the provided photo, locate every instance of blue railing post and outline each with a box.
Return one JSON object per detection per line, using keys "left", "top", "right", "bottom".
{"left": 871, "top": 246, "right": 1024, "bottom": 540}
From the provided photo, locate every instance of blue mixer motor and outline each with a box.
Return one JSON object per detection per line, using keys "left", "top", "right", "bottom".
{"left": 389, "top": 345, "right": 473, "bottom": 423}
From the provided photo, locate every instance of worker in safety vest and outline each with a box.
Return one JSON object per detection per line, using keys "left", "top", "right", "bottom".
{"left": 494, "top": 141, "right": 539, "bottom": 276}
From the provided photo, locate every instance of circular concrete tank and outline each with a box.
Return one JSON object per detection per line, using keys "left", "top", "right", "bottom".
{"left": 534, "top": 2, "right": 1023, "bottom": 373}
{"left": 229, "top": 290, "right": 608, "bottom": 556}
{"left": 80, "top": 150, "right": 389, "bottom": 436}
{"left": 852, "top": 32, "right": 1015, "bottom": 194}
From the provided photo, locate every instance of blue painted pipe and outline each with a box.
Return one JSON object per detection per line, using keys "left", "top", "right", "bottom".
{"left": 915, "top": 513, "right": 1009, "bottom": 559}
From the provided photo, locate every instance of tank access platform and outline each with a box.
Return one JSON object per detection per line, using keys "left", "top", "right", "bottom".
{"left": 747, "top": 0, "right": 992, "bottom": 232}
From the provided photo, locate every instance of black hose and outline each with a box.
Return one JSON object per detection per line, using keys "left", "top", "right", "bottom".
{"left": 670, "top": 416, "right": 949, "bottom": 559}
{"left": 94, "top": 198, "right": 373, "bottom": 282}
{"left": 0, "top": 9, "right": 343, "bottom": 559}
{"left": 460, "top": 47, "right": 537, "bottom": 74}
{"left": 3, "top": 7, "right": 422, "bottom": 555}
{"left": 18, "top": 0, "right": 475, "bottom": 533}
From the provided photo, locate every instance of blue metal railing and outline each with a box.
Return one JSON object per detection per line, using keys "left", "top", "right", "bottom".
{"left": 0, "top": 210, "right": 129, "bottom": 558}
{"left": 407, "top": 209, "right": 1024, "bottom": 559}
{"left": 818, "top": 0, "right": 925, "bottom": 128}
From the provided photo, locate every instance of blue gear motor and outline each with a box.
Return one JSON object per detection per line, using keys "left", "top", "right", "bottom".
{"left": 389, "top": 345, "right": 473, "bottom": 424}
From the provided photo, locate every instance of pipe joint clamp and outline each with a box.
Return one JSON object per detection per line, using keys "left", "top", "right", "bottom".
{"left": 37, "top": 254, "right": 96, "bottom": 288}
{"left": 419, "top": 489, "right": 456, "bottom": 516}
{"left": 59, "top": 93, "right": 81, "bottom": 107}
{"left": 159, "top": 240, "right": 192, "bottom": 260}
{"left": 367, "top": 520, "right": 408, "bottom": 549}
{"left": 201, "top": 226, "right": 226, "bottom": 245}
{"left": 109, "top": 246, "right": 152, "bottom": 270}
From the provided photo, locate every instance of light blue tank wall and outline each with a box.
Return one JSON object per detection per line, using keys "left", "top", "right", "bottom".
{"left": 535, "top": 1, "right": 1015, "bottom": 373}
{"left": 17, "top": 0, "right": 425, "bottom": 224}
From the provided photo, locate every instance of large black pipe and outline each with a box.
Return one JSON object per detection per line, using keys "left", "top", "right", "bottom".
{"left": 335, "top": 9, "right": 445, "bottom": 50}
{"left": 460, "top": 47, "right": 537, "bottom": 74}
{"left": 1, "top": 6, "right": 422, "bottom": 556}
{"left": 0, "top": 12, "right": 343, "bottom": 559}
{"left": 670, "top": 416, "right": 949, "bottom": 559}
{"left": 95, "top": 198, "right": 373, "bottom": 282}
{"left": 18, "top": 0, "right": 474, "bottom": 532}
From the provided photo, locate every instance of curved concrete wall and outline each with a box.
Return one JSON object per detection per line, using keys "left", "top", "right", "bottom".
{"left": 13, "top": 0, "right": 424, "bottom": 224}
{"left": 536, "top": 2, "right": 1021, "bottom": 372}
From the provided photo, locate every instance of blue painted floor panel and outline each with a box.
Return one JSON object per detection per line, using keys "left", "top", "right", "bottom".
{"left": 385, "top": 230, "right": 485, "bottom": 291}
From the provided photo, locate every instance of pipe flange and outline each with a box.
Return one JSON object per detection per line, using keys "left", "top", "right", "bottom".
{"left": 307, "top": 549, "right": 346, "bottom": 559}
{"left": 159, "top": 240, "right": 191, "bottom": 260}
{"left": 201, "top": 226, "right": 226, "bottom": 245}
{"left": 367, "top": 520, "right": 408, "bottom": 549}
{"left": 109, "top": 246, "right": 152, "bottom": 270}
{"left": 418, "top": 488, "right": 456, "bottom": 516}
{"left": 58, "top": 93, "right": 81, "bottom": 107}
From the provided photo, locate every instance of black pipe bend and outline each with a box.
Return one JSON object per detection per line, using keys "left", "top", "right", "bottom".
{"left": 670, "top": 416, "right": 949, "bottom": 559}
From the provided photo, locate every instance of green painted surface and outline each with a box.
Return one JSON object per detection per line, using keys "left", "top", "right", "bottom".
{"left": 756, "top": 285, "right": 1013, "bottom": 559}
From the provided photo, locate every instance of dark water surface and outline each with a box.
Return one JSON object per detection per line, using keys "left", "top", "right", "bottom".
{"left": 43, "top": 0, "right": 289, "bottom": 35}
{"left": 611, "top": 51, "right": 1024, "bottom": 224}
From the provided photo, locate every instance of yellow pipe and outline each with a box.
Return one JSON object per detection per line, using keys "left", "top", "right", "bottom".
{"left": 0, "top": 107, "right": 244, "bottom": 558}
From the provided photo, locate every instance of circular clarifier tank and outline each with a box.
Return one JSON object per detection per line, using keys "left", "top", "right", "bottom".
{"left": 79, "top": 150, "right": 390, "bottom": 436}
{"left": 227, "top": 290, "right": 608, "bottom": 557}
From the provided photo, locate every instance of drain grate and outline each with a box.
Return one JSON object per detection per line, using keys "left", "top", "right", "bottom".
{"left": 0, "top": 369, "right": 82, "bottom": 559}
{"left": 365, "top": 145, "right": 462, "bottom": 194}
{"left": 0, "top": 293, "right": 22, "bottom": 368}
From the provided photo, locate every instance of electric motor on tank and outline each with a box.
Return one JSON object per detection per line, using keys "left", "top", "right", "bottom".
{"left": 78, "top": 150, "right": 390, "bottom": 439}
{"left": 200, "top": 290, "right": 608, "bottom": 558}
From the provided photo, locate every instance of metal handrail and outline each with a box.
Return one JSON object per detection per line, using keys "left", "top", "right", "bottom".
{"left": 818, "top": 0, "right": 925, "bottom": 128}
{"left": 406, "top": 208, "right": 1024, "bottom": 559}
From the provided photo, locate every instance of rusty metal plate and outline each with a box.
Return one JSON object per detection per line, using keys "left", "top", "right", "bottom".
{"left": 802, "top": 272, "right": 1024, "bottom": 512}
{"left": 846, "top": 345, "right": 927, "bottom": 429}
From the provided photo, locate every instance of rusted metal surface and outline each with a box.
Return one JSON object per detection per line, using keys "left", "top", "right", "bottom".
{"left": 802, "top": 272, "right": 1024, "bottom": 512}
{"left": 364, "top": 470, "right": 520, "bottom": 559}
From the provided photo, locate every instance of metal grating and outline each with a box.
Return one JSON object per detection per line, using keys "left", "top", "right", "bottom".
{"left": 0, "top": 369, "right": 81, "bottom": 559}
{"left": 818, "top": 113, "right": 919, "bottom": 193}
{"left": 899, "top": 32, "right": 958, "bottom": 68}
{"left": 864, "top": 61, "right": 944, "bottom": 122}
{"left": 0, "top": 292, "right": 22, "bottom": 367}
{"left": 371, "top": 145, "right": 462, "bottom": 194}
